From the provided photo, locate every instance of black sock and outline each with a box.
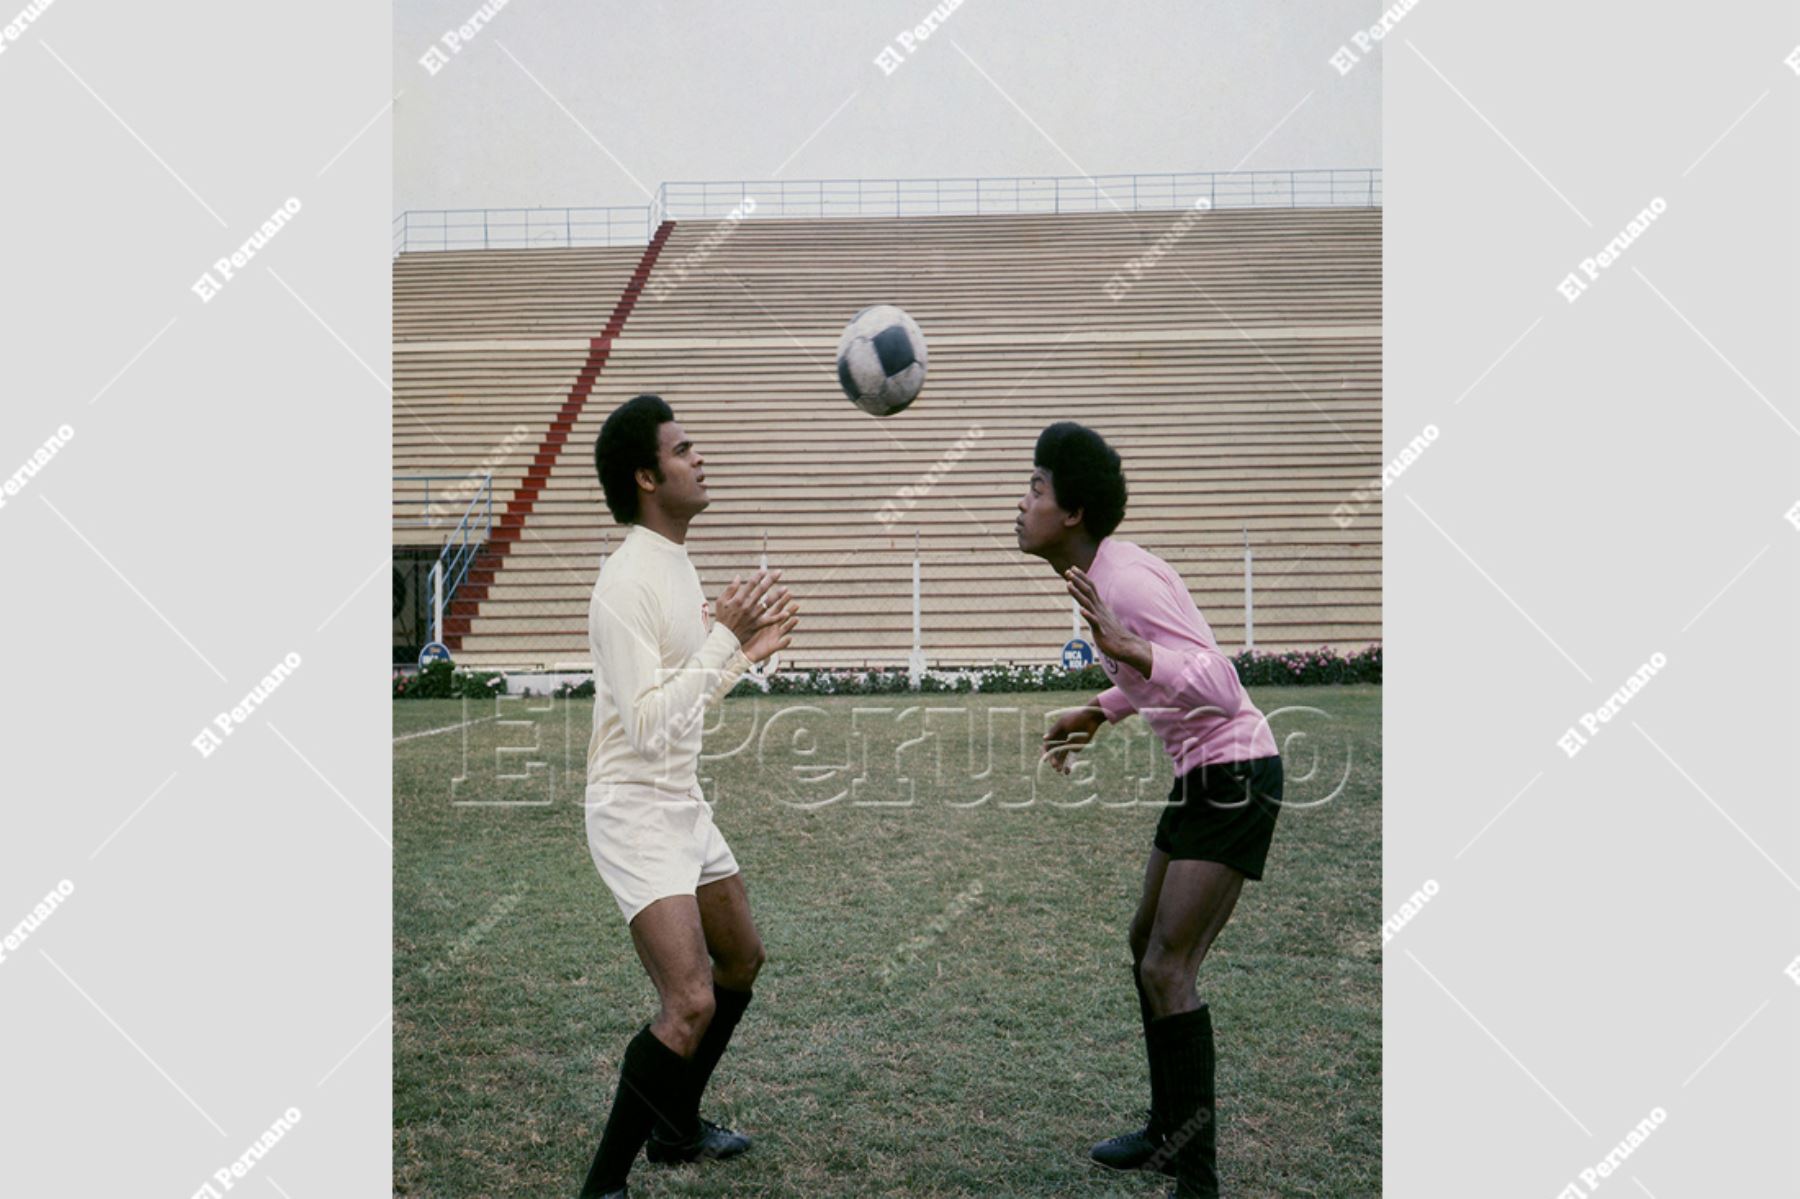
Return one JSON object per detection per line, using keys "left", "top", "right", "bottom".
{"left": 657, "top": 983, "right": 753, "bottom": 1140}
{"left": 581, "top": 1027, "right": 689, "bottom": 1197}
{"left": 692, "top": 984, "right": 752, "bottom": 1099}
{"left": 1146, "top": 1006, "right": 1218, "bottom": 1198}
{"left": 1134, "top": 965, "right": 1168, "bottom": 1139}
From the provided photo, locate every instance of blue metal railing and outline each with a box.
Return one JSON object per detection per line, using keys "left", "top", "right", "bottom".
{"left": 393, "top": 206, "right": 652, "bottom": 254}
{"left": 394, "top": 475, "right": 493, "bottom": 622}
{"left": 653, "top": 169, "right": 1381, "bottom": 222}
{"left": 393, "top": 474, "right": 494, "bottom": 532}
{"left": 433, "top": 478, "right": 492, "bottom": 618}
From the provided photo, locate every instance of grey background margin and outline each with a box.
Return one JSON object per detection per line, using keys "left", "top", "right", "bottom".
{"left": 0, "top": 1, "right": 1795, "bottom": 1195}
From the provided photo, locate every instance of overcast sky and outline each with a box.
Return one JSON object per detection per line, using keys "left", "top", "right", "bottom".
{"left": 395, "top": 1, "right": 1381, "bottom": 215}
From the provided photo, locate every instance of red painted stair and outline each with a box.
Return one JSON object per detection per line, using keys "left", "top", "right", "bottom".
{"left": 444, "top": 221, "right": 675, "bottom": 651}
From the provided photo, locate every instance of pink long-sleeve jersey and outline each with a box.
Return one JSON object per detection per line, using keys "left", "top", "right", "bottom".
{"left": 1089, "top": 537, "right": 1278, "bottom": 772}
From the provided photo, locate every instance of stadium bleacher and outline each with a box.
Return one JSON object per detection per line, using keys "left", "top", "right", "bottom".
{"left": 393, "top": 204, "right": 1381, "bottom": 668}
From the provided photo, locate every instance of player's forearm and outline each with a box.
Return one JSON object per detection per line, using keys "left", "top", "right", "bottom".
{"left": 701, "top": 627, "right": 753, "bottom": 706}
{"left": 615, "top": 625, "right": 748, "bottom": 758}
{"left": 1112, "top": 634, "right": 1154, "bottom": 679}
{"left": 1146, "top": 643, "right": 1243, "bottom": 718}
{"left": 1096, "top": 686, "right": 1135, "bottom": 724}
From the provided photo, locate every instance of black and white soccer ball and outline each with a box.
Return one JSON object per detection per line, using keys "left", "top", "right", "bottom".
{"left": 836, "top": 305, "right": 928, "bottom": 417}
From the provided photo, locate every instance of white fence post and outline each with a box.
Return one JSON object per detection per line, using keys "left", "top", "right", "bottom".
{"left": 908, "top": 531, "right": 927, "bottom": 688}
{"left": 432, "top": 560, "right": 445, "bottom": 646}
{"left": 1242, "top": 527, "right": 1254, "bottom": 651}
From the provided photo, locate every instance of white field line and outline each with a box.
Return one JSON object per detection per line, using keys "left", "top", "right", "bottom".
{"left": 393, "top": 714, "right": 497, "bottom": 744}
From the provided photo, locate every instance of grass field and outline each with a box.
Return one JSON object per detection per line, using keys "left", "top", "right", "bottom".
{"left": 394, "top": 686, "right": 1380, "bottom": 1198}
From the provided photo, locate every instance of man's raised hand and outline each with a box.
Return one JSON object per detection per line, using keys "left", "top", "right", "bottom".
{"left": 1042, "top": 704, "right": 1105, "bottom": 775}
{"left": 715, "top": 569, "right": 799, "bottom": 665}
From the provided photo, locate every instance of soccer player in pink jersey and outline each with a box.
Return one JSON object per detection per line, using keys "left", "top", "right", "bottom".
{"left": 1019, "top": 422, "right": 1281, "bottom": 1199}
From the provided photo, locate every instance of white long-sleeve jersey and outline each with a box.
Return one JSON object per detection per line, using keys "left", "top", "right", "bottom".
{"left": 586, "top": 524, "right": 750, "bottom": 792}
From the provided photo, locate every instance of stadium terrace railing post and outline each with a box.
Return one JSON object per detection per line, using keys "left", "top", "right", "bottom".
{"left": 908, "top": 531, "right": 926, "bottom": 689}
{"left": 432, "top": 561, "right": 444, "bottom": 646}
{"left": 1243, "top": 527, "right": 1255, "bottom": 651}
{"left": 912, "top": 531, "right": 919, "bottom": 651}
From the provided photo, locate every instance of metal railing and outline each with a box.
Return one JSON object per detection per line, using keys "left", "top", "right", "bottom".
{"left": 393, "top": 169, "right": 1381, "bottom": 254}
{"left": 392, "top": 475, "right": 494, "bottom": 644}
{"left": 433, "top": 477, "right": 492, "bottom": 623}
{"left": 393, "top": 206, "right": 653, "bottom": 254}
{"left": 393, "top": 474, "right": 495, "bottom": 533}
{"left": 654, "top": 169, "right": 1381, "bottom": 222}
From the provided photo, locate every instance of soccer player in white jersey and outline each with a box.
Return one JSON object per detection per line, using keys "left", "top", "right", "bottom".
{"left": 575, "top": 394, "right": 799, "bottom": 1199}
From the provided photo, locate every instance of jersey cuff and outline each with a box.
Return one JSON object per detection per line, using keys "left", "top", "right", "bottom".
{"left": 1097, "top": 686, "right": 1134, "bottom": 723}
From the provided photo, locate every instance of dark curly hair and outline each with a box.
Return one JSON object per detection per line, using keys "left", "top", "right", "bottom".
{"left": 595, "top": 394, "right": 674, "bottom": 524}
{"left": 1033, "top": 421, "right": 1128, "bottom": 539}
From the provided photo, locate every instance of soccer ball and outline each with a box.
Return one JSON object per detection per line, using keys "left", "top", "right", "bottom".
{"left": 836, "top": 305, "right": 928, "bottom": 416}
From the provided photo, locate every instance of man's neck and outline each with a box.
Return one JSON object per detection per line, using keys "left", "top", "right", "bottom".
{"left": 1045, "top": 535, "right": 1101, "bottom": 578}
{"left": 635, "top": 507, "right": 690, "bottom": 546}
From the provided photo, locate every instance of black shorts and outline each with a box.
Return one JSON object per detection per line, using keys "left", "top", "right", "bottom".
{"left": 1152, "top": 756, "right": 1283, "bottom": 881}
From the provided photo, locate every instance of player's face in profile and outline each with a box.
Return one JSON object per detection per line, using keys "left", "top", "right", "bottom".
{"left": 655, "top": 420, "right": 709, "bottom": 515}
{"left": 1015, "top": 467, "right": 1068, "bottom": 557}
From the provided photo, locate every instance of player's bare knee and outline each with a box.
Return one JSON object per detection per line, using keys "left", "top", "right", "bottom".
{"left": 1137, "top": 946, "right": 1175, "bottom": 993}
{"left": 1139, "top": 944, "right": 1196, "bottom": 1013}
{"left": 662, "top": 984, "right": 716, "bottom": 1046}
{"left": 741, "top": 939, "right": 768, "bottom": 985}
{"left": 1128, "top": 920, "right": 1152, "bottom": 965}
{"left": 715, "top": 939, "right": 765, "bottom": 991}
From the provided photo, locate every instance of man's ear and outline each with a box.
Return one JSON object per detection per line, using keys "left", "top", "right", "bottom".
{"left": 1063, "top": 507, "right": 1085, "bottom": 531}
{"left": 634, "top": 465, "right": 660, "bottom": 497}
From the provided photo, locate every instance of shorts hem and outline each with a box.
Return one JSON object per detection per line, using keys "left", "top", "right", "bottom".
{"left": 615, "top": 860, "right": 743, "bottom": 924}
{"left": 1151, "top": 843, "right": 1267, "bottom": 882}
{"left": 616, "top": 884, "right": 696, "bottom": 926}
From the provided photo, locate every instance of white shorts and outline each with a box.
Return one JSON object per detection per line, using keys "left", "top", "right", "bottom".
{"left": 584, "top": 782, "right": 740, "bottom": 924}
